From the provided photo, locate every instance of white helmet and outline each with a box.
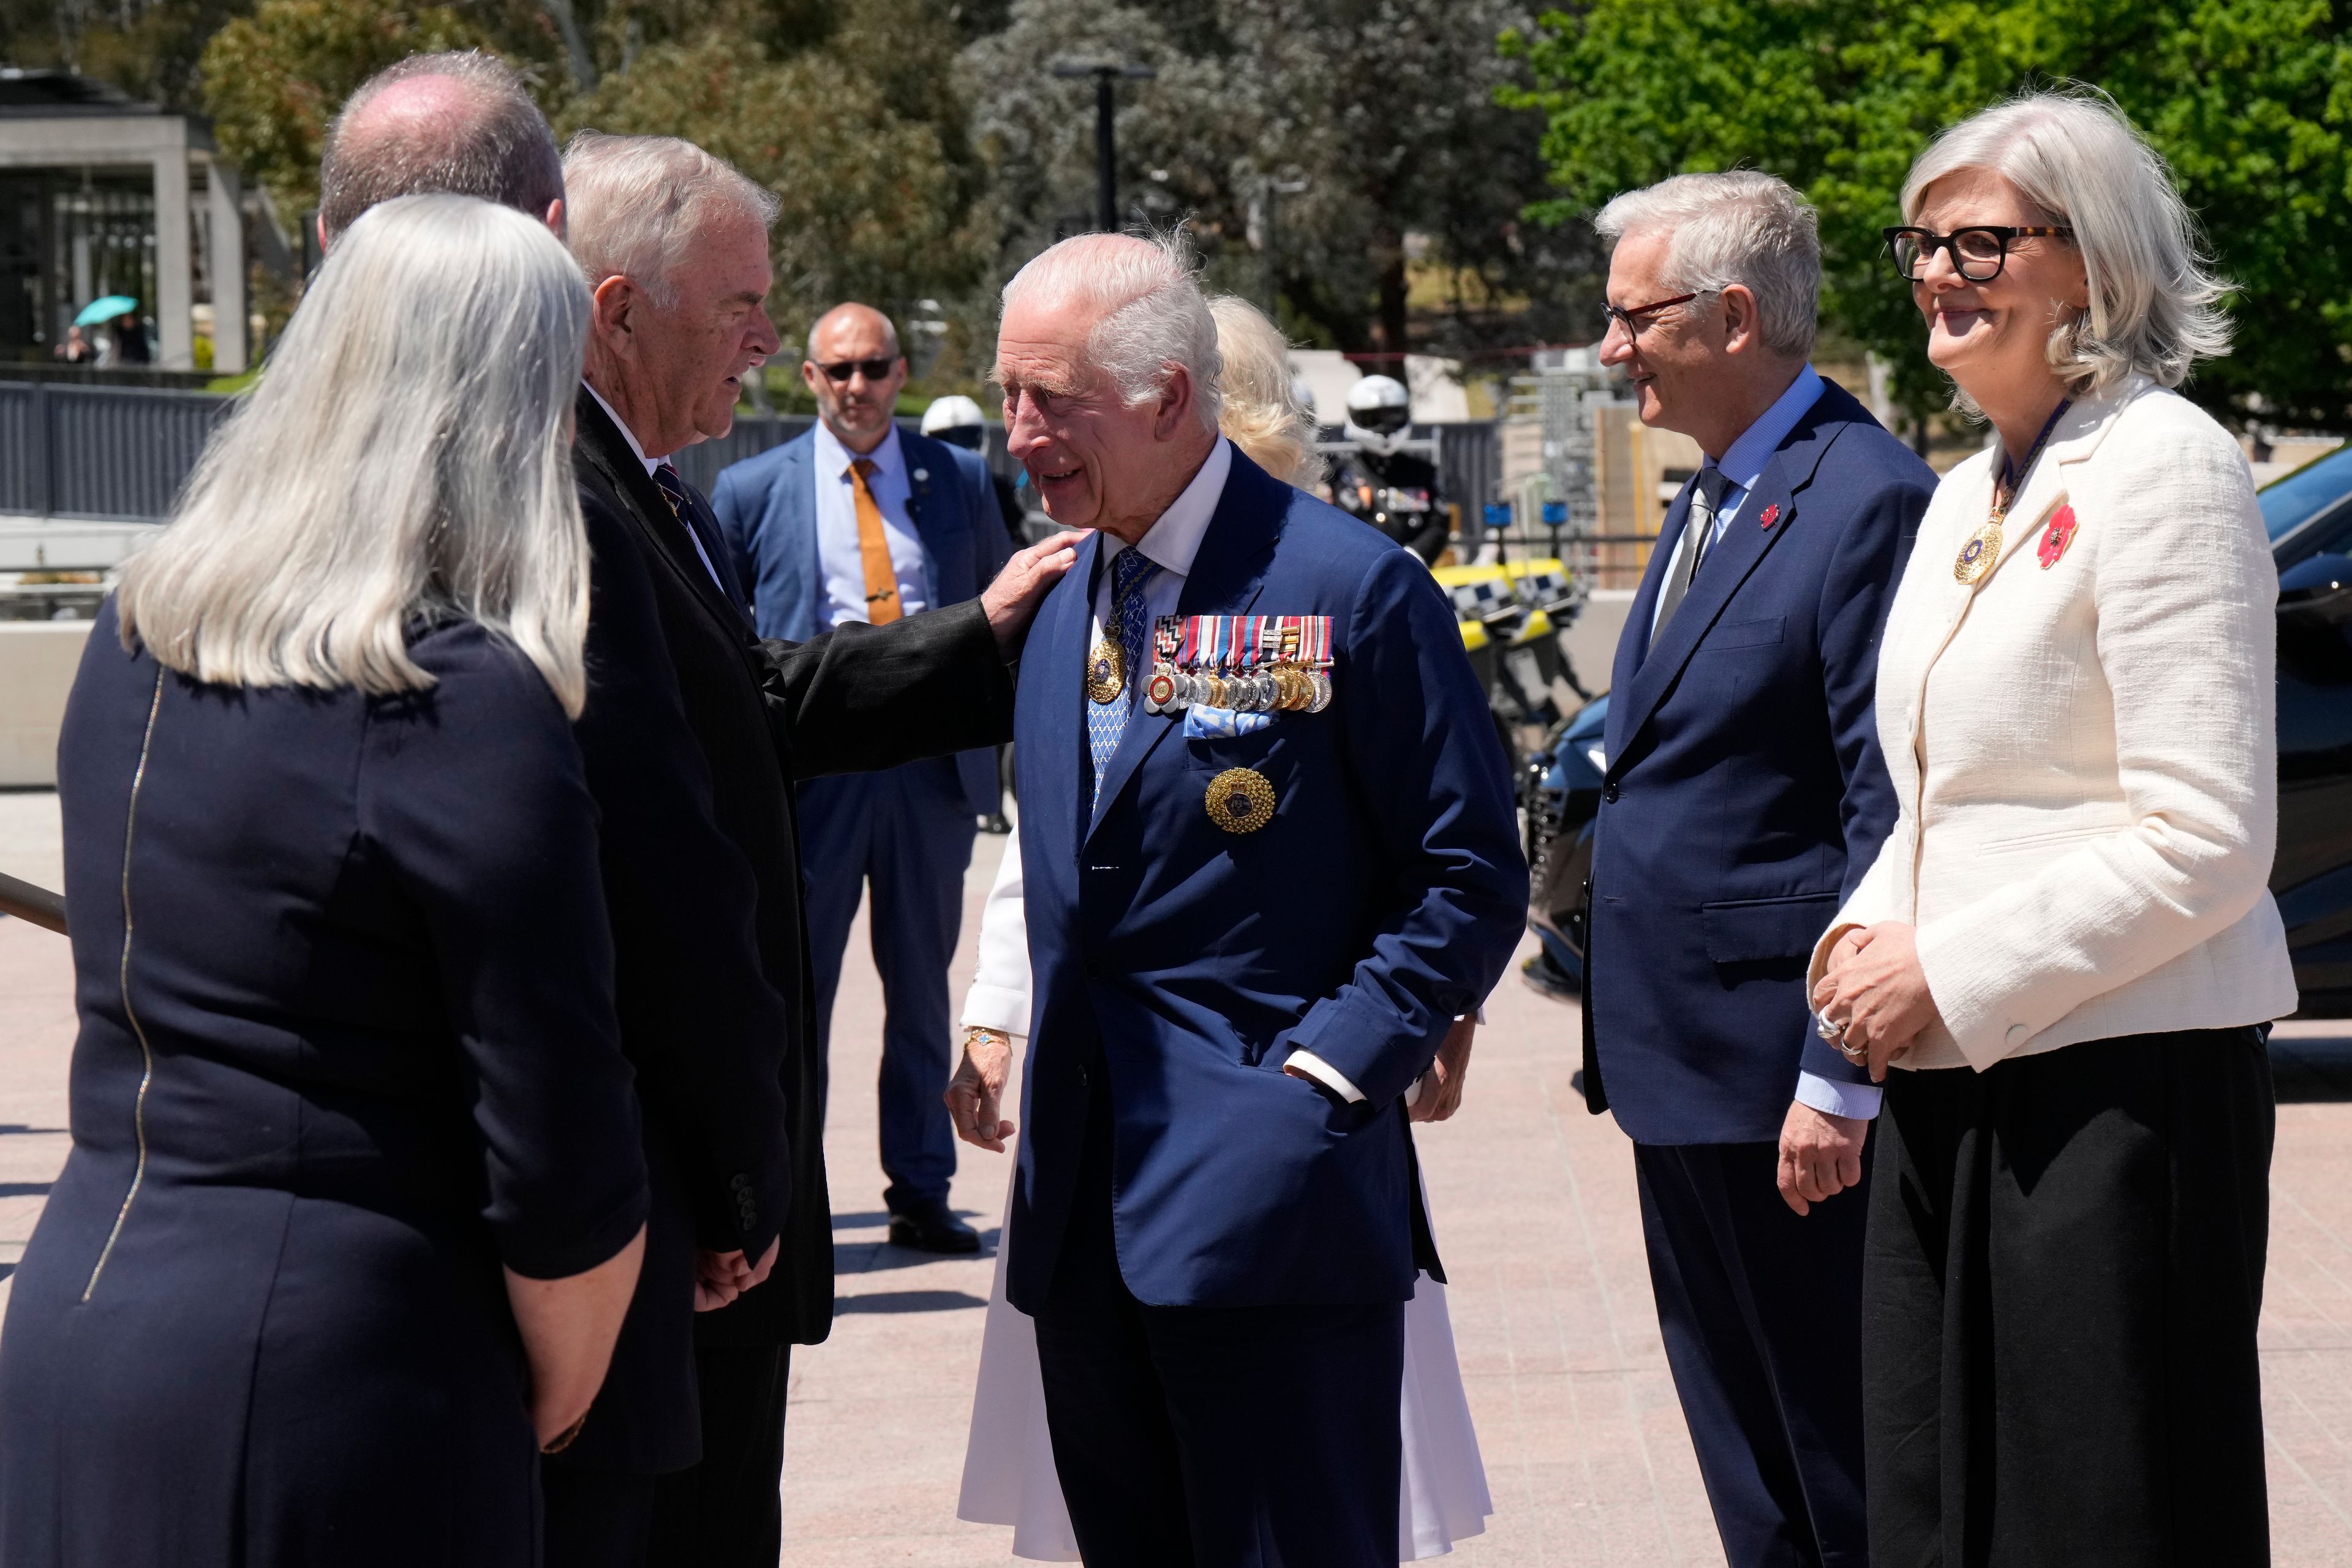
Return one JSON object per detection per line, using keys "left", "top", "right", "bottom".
{"left": 1344, "top": 374, "right": 1412, "bottom": 456}
{"left": 921, "top": 394, "right": 989, "bottom": 450}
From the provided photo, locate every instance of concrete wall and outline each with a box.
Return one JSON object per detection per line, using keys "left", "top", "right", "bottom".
{"left": 0, "top": 622, "right": 91, "bottom": 786}
{"left": 1558, "top": 589, "right": 1634, "bottom": 699}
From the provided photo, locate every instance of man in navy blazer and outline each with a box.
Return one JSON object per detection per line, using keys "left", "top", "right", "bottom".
{"left": 1583, "top": 174, "right": 1932, "bottom": 1568}
{"left": 960, "top": 233, "right": 1524, "bottom": 1562}
{"left": 711, "top": 304, "right": 1014, "bottom": 1254}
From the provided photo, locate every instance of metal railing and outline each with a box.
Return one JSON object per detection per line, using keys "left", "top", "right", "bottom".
{"left": 1, "top": 382, "right": 234, "bottom": 520}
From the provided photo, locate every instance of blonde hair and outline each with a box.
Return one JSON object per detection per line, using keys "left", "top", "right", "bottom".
{"left": 116, "top": 195, "right": 594, "bottom": 715}
{"left": 1902, "top": 87, "right": 2232, "bottom": 399}
{"left": 1208, "top": 295, "right": 1324, "bottom": 488}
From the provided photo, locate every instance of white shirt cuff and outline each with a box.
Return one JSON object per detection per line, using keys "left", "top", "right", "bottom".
{"left": 1795, "top": 1071, "right": 1882, "bottom": 1120}
{"left": 958, "top": 986, "right": 1028, "bottom": 1038}
{"left": 1283, "top": 1048, "right": 1368, "bottom": 1104}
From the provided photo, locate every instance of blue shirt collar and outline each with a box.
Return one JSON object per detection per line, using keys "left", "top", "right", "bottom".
{"left": 1711, "top": 363, "right": 1825, "bottom": 494}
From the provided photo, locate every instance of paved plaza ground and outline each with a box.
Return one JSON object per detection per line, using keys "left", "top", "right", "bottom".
{"left": 2, "top": 792, "right": 2351, "bottom": 1563}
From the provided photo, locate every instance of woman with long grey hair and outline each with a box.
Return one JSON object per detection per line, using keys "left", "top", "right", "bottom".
{"left": 0, "top": 194, "right": 649, "bottom": 1567}
{"left": 1809, "top": 90, "right": 2295, "bottom": 1562}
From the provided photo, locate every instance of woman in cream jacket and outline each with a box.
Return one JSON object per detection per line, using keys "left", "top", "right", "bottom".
{"left": 1809, "top": 91, "right": 2296, "bottom": 1565}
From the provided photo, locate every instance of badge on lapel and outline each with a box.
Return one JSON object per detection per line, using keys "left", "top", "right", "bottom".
{"left": 1758, "top": 503, "right": 1781, "bottom": 530}
{"left": 1205, "top": 766, "right": 1276, "bottom": 833}
{"left": 2038, "top": 502, "right": 2078, "bottom": 570}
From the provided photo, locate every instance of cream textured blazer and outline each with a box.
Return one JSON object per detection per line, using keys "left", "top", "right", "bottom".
{"left": 1812, "top": 375, "right": 2297, "bottom": 1072}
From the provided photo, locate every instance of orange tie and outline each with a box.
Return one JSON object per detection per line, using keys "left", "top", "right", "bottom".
{"left": 848, "top": 458, "right": 900, "bottom": 625}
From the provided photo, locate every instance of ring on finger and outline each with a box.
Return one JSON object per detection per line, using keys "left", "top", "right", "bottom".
{"left": 1814, "top": 1008, "right": 1849, "bottom": 1044}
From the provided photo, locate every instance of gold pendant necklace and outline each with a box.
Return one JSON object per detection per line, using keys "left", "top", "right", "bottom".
{"left": 1953, "top": 399, "right": 2071, "bottom": 587}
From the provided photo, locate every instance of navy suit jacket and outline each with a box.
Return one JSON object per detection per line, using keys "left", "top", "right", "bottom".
{"left": 1586, "top": 378, "right": 1931, "bottom": 1145}
{"left": 1005, "top": 449, "right": 1527, "bottom": 1313}
{"left": 710, "top": 426, "right": 1013, "bottom": 816}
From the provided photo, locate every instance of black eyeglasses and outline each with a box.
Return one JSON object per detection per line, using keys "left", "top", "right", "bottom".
{"left": 1600, "top": 290, "right": 1710, "bottom": 339}
{"left": 1883, "top": 225, "right": 2075, "bottom": 282}
{"left": 814, "top": 357, "right": 899, "bottom": 383}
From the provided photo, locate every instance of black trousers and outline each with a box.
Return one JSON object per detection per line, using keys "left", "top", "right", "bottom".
{"left": 647, "top": 1344, "right": 792, "bottom": 1567}
{"left": 543, "top": 1345, "right": 791, "bottom": 1568}
{"left": 1865, "top": 1028, "right": 2274, "bottom": 1567}
{"left": 1634, "top": 1140, "right": 1871, "bottom": 1568}
{"left": 1031, "top": 1083, "right": 1404, "bottom": 1567}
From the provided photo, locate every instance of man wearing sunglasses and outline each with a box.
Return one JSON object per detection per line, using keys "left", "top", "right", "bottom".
{"left": 712, "top": 303, "right": 1016, "bottom": 1256}
{"left": 1581, "top": 170, "right": 1936, "bottom": 1568}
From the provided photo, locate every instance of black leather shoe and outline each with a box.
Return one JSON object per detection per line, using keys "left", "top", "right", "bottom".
{"left": 888, "top": 1199, "right": 981, "bottom": 1254}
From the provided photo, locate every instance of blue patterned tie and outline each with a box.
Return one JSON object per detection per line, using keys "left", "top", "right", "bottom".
{"left": 1087, "top": 546, "right": 1161, "bottom": 812}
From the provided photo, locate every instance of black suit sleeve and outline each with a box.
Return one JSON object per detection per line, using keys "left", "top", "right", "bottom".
{"left": 1798, "top": 470, "right": 1930, "bottom": 1087}
{"left": 573, "top": 492, "right": 794, "bottom": 1257}
{"left": 756, "top": 599, "right": 1017, "bottom": 781}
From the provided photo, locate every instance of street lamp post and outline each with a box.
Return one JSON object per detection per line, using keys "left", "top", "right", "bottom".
{"left": 1050, "top": 61, "right": 1157, "bottom": 232}
{"left": 1262, "top": 168, "right": 1308, "bottom": 316}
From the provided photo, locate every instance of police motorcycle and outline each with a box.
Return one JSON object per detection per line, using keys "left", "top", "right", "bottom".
{"left": 1433, "top": 551, "right": 1591, "bottom": 786}
{"left": 1327, "top": 375, "right": 1450, "bottom": 565}
{"left": 1520, "top": 692, "right": 1608, "bottom": 1000}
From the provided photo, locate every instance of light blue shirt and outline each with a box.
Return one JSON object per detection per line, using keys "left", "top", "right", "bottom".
{"left": 813, "top": 421, "right": 933, "bottom": 627}
{"left": 1649, "top": 363, "right": 1826, "bottom": 638}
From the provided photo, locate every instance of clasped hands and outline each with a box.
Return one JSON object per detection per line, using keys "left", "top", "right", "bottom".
{"left": 1810, "top": 921, "right": 1939, "bottom": 1082}
{"left": 693, "top": 1236, "right": 780, "bottom": 1313}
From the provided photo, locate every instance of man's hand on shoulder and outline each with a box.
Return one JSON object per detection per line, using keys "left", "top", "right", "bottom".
{"left": 981, "top": 532, "right": 1090, "bottom": 657}
{"left": 1777, "top": 1099, "right": 1866, "bottom": 1216}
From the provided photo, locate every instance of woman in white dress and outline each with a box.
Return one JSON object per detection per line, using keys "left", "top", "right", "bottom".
{"left": 948, "top": 296, "right": 1495, "bottom": 1560}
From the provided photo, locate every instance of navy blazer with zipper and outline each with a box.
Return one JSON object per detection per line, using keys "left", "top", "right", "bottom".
{"left": 1583, "top": 377, "right": 1931, "bottom": 1145}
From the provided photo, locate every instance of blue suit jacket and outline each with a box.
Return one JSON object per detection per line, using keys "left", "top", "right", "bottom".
{"left": 1005, "top": 450, "right": 1527, "bottom": 1312}
{"left": 1586, "top": 379, "right": 1931, "bottom": 1145}
{"left": 710, "top": 426, "right": 1014, "bottom": 816}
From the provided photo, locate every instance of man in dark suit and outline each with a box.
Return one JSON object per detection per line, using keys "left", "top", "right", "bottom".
{"left": 1582, "top": 172, "right": 1932, "bottom": 1568}
{"left": 954, "top": 232, "right": 1525, "bottom": 1563}
{"left": 710, "top": 303, "right": 1013, "bottom": 1254}
{"left": 548, "top": 133, "right": 1076, "bottom": 1566}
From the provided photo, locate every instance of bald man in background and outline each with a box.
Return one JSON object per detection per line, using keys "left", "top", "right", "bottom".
{"left": 712, "top": 304, "right": 1014, "bottom": 1254}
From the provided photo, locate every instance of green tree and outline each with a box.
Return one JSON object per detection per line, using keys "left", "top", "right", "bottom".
{"left": 965, "top": 0, "right": 1602, "bottom": 358}
{"left": 200, "top": 0, "right": 503, "bottom": 219}
{"left": 1502, "top": 0, "right": 2352, "bottom": 429}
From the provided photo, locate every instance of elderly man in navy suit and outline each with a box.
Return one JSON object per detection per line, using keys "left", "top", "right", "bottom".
{"left": 952, "top": 231, "right": 1525, "bottom": 1563}
{"left": 711, "top": 303, "right": 1014, "bottom": 1253}
{"left": 1582, "top": 172, "right": 1932, "bottom": 1568}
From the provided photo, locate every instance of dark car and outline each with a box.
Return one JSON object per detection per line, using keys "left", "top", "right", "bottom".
{"left": 1522, "top": 451, "right": 2352, "bottom": 1013}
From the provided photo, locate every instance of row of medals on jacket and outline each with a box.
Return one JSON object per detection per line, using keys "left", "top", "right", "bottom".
{"left": 1086, "top": 618, "right": 1335, "bottom": 716}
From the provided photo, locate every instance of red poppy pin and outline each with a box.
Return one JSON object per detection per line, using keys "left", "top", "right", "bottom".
{"left": 2038, "top": 503, "right": 2078, "bottom": 570}
{"left": 1758, "top": 502, "right": 1781, "bottom": 529}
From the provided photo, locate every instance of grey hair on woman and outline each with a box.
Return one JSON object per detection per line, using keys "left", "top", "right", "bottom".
{"left": 1594, "top": 171, "right": 1821, "bottom": 360}
{"left": 1208, "top": 295, "right": 1325, "bottom": 488}
{"left": 1902, "top": 88, "right": 2232, "bottom": 398}
{"left": 1001, "top": 230, "right": 1224, "bottom": 431}
{"left": 115, "top": 195, "right": 594, "bottom": 715}
{"left": 562, "top": 131, "right": 780, "bottom": 307}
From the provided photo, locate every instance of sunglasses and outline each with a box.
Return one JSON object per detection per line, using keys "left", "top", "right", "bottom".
{"left": 814, "top": 357, "right": 900, "bottom": 383}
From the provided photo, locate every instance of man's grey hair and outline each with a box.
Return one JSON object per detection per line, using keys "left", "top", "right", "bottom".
{"left": 562, "top": 132, "right": 780, "bottom": 309}
{"left": 116, "top": 196, "right": 593, "bottom": 715}
{"left": 1595, "top": 172, "right": 1821, "bottom": 360}
{"left": 1902, "top": 88, "right": 2231, "bottom": 399}
{"left": 319, "top": 51, "right": 562, "bottom": 243}
{"left": 1000, "top": 232, "right": 1223, "bottom": 432}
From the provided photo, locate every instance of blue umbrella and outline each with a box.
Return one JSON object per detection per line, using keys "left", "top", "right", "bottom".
{"left": 74, "top": 295, "right": 139, "bottom": 327}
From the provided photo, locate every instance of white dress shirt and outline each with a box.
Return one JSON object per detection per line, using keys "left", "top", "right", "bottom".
{"left": 583, "top": 381, "right": 726, "bottom": 594}
{"left": 813, "top": 421, "right": 933, "bottom": 627}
